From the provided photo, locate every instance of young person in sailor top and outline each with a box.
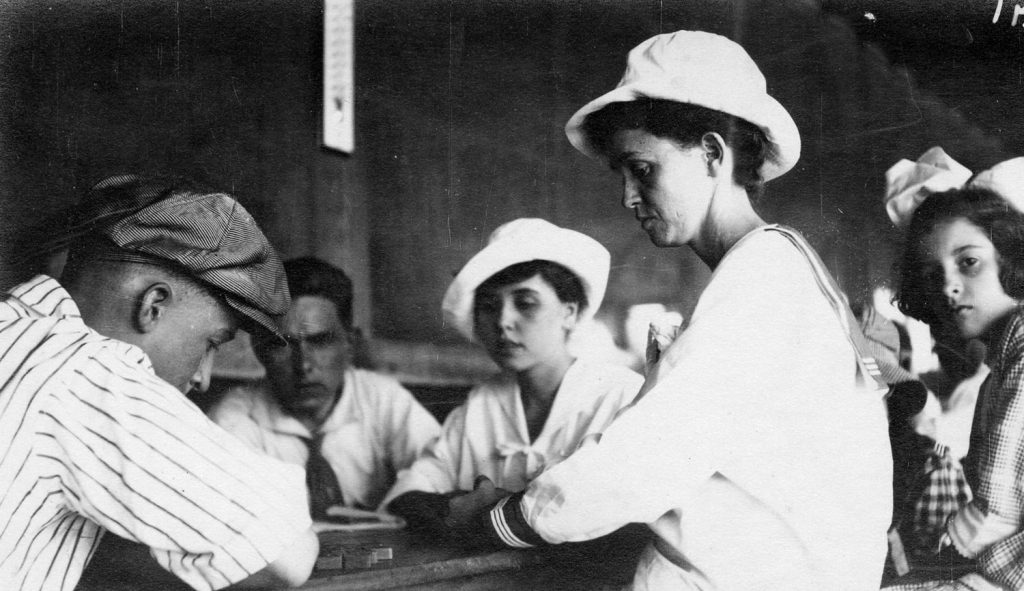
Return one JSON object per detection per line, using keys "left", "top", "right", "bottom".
{"left": 383, "top": 218, "right": 643, "bottom": 540}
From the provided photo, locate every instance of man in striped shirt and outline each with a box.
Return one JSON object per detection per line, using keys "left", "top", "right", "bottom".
{"left": 0, "top": 175, "right": 318, "bottom": 591}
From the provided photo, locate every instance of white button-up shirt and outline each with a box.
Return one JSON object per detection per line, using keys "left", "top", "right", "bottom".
{"left": 210, "top": 368, "right": 441, "bottom": 510}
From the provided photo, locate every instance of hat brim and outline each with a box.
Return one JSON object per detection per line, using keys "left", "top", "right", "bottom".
{"left": 223, "top": 294, "right": 286, "bottom": 346}
{"left": 442, "top": 230, "right": 610, "bottom": 343}
{"left": 565, "top": 80, "right": 801, "bottom": 182}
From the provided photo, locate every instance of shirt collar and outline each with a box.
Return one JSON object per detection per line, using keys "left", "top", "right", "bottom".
{"left": 9, "top": 275, "right": 156, "bottom": 373}
{"left": 319, "top": 368, "right": 361, "bottom": 432}
{"left": 269, "top": 406, "right": 312, "bottom": 438}
{"left": 505, "top": 359, "right": 586, "bottom": 441}
{"left": 269, "top": 368, "right": 359, "bottom": 438}
{"left": 8, "top": 275, "right": 86, "bottom": 323}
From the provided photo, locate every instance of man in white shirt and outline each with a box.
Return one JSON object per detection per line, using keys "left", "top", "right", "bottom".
{"left": 209, "top": 257, "right": 441, "bottom": 513}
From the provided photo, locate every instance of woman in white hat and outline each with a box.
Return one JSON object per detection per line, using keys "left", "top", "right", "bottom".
{"left": 381, "top": 218, "right": 643, "bottom": 538}
{"left": 458, "top": 31, "right": 894, "bottom": 590}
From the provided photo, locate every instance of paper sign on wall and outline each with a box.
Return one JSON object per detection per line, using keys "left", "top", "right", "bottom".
{"left": 324, "top": 0, "right": 354, "bottom": 153}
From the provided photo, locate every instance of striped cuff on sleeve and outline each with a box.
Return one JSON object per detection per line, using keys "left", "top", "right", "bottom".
{"left": 485, "top": 492, "right": 545, "bottom": 548}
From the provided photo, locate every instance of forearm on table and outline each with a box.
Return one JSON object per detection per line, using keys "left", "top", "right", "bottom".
{"left": 387, "top": 491, "right": 456, "bottom": 535}
{"left": 480, "top": 492, "right": 549, "bottom": 548}
{"left": 231, "top": 527, "right": 318, "bottom": 588}
{"left": 511, "top": 394, "right": 716, "bottom": 543}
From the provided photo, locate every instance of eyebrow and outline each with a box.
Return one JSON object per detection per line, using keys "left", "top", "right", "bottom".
{"left": 476, "top": 286, "right": 540, "bottom": 302}
{"left": 952, "top": 244, "right": 985, "bottom": 255}
{"left": 607, "top": 151, "right": 640, "bottom": 170}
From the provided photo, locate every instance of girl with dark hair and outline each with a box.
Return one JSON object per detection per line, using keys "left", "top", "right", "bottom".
{"left": 884, "top": 148, "right": 1024, "bottom": 591}
{"left": 382, "top": 218, "right": 642, "bottom": 538}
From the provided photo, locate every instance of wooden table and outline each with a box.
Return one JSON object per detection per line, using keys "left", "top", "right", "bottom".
{"left": 299, "top": 525, "right": 646, "bottom": 591}
{"left": 78, "top": 524, "right": 647, "bottom": 590}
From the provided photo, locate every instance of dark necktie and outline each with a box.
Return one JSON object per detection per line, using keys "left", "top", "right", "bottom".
{"left": 304, "top": 432, "right": 344, "bottom": 518}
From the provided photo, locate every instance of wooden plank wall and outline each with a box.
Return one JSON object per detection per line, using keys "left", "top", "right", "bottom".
{"left": 1, "top": 0, "right": 1019, "bottom": 379}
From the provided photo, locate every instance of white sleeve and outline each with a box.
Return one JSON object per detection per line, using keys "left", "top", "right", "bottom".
{"left": 520, "top": 237, "right": 843, "bottom": 543}
{"left": 522, "top": 317, "right": 754, "bottom": 542}
{"left": 206, "top": 387, "right": 268, "bottom": 454}
{"left": 47, "top": 354, "right": 311, "bottom": 590}
{"left": 378, "top": 378, "right": 442, "bottom": 473}
{"left": 381, "top": 401, "right": 469, "bottom": 508}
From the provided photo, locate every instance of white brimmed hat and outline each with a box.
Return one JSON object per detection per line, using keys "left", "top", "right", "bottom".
{"left": 565, "top": 30, "right": 801, "bottom": 182}
{"left": 442, "top": 218, "right": 610, "bottom": 342}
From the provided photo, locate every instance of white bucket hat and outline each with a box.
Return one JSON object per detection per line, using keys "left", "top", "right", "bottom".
{"left": 442, "top": 218, "right": 610, "bottom": 342}
{"left": 565, "top": 30, "right": 801, "bottom": 182}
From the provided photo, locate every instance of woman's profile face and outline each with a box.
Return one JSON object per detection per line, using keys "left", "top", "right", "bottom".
{"left": 473, "top": 273, "right": 578, "bottom": 373}
{"left": 607, "top": 128, "right": 715, "bottom": 247}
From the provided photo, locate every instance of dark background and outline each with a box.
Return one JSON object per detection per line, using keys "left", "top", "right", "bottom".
{"left": 1, "top": 0, "right": 1021, "bottom": 371}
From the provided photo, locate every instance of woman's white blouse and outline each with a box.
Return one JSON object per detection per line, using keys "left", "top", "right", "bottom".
{"left": 519, "top": 228, "right": 893, "bottom": 591}
{"left": 381, "top": 360, "right": 643, "bottom": 505}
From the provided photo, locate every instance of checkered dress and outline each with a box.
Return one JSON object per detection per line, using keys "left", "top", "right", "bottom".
{"left": 884, "top": 575, "right": 1009, "bottom": 591}
{"left": 886, "top": 308, "right": 1024, "bottom": 590}
{"left": 902, "top": 443, "right": 973, "bottom": 557}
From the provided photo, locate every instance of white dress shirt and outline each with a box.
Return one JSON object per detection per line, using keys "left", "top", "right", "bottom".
{"left": 210, "top": 368, "right": 441, "bottom": 510}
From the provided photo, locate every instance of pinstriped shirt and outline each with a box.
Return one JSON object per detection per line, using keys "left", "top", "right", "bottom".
{"left": 0, "top": 275, "right": 312, "bottom": 591}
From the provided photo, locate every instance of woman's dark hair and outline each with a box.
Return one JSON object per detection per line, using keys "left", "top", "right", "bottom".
{"left": 581, "top": 98, "right": 770, "bottom": 196}
{"left": 284, "top": 256, "right": 354, "bottom": 330}
{"left": 475, "top": 260, "right": 588, "bottom": 312}
{"left": 895, "top": 187, "right": 1024, "bottom": 326}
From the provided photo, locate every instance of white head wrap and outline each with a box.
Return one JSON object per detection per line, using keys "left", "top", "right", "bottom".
{"left": 884, "top": 147, "right": 1024, "bottom": 228}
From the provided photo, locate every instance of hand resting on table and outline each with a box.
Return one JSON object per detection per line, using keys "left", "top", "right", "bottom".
{"left": 445, "top": 476, "right": 512, "bottom": 530}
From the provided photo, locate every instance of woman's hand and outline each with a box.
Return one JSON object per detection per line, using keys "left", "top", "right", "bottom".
{"left": 444, "top": 476, "right": 511, "bottom": 530}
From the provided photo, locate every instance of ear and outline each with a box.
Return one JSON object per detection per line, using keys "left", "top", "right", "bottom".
{"left": 353, "top": 326, "right": 368, "bottom": 351}
{"left": 700, "top": 132, "right": 727, "bottom": 176}
{"left": 344, "top": 326, "right": 363, "bottom": 366}
{"left": 341, "top": 326, "right": 360, "bottom": 354}
{"left": 135, "top": 282, "right": 174, "bottom": 334}
{"left": 561, "top": 301, "right": 580, "bottom": 331}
